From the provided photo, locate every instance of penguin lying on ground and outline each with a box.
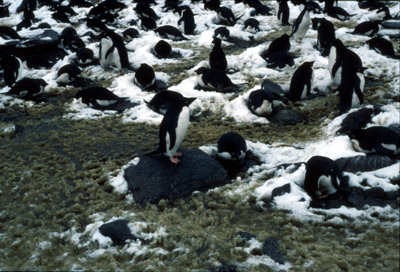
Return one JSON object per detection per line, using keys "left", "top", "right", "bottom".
{"left": 213, "top": 26, "right": 230, "bottom": 40}
{"left": 74, "top": 86, "right": 137, "bottom": 112}
{"left": 366, "top": 37, "right": 400, "bottom": 59}
{"left": 156, "top": 96, "right": 196, "bottom": 164}
{"left": 134, "top": 63, "right": 156, "bottom": 91}
{"left": 265, "top": 51, "right": 294, "bottom": 70}
{"left": 216, "top": 6, "right": 241, "bottom": 26}
{"left": 260, "top": 34, "right": 290, "bottom": 60}
{"left": 247, "top": 88, "right": 286, "bottom": 117}
{"left": 348, "top": 126, "right": 400, "bottom": 155}
{"left": 195, "top": 67, "right": 238, "bottom": 92}
{"left": 155, "top": 25, "right": 188, "bottom": 41}
{"left": 145, "top": 90, "right": 188, "bottom": 115}
{"left": 217, "top": 132, "right": 247, "bottom": 161}
{"left": 3, "top": 78, "right": 47, "bottom": 100}
{"left": 324, "top": 5, "right": 356, "bottom": 21}
{"left": 0, "top": 26, "right": 21, "bottom": 40}
{"left": 153, "top": 40, "right": 172, "bottom": 58}
{"left": 350, "top": 20, "right": 381, "bottom": 36}
{"left": 303, "top": 156, "right": 344, "bottom": 199}
{"left": 56, "top": 64, "right": 81, "bottom": 85}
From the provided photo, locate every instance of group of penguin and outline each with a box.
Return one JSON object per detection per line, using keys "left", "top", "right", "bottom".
{"left": 0, "top": 0, "right": 399, "bottom": 201}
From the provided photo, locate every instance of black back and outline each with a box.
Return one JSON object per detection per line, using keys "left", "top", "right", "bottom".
{"left": 288, "top": 61, "right": 313, "bottom": 101}
{"left": 217, "top": 132, "right": 247, "bottom": 160}
{"left": 209, "top": 38, "right": 227, "bottom": 72}
{"left": 277, "top": 0, "right": 290, "bottom": 25}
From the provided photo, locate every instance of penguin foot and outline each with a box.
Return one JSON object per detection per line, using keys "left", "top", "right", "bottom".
{"left": 170, "top": 157, "right": 180, "bottom": 164}
{"left": 174, "top": 152, "right": 183, "bottom": 158}
{"left": 330, "top": 85, "right": 339, "bottom": 92}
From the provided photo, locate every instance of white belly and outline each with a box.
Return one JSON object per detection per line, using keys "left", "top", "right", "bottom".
{"left": 317, "top": 175, "right": 338, "bottom": 195}
{"left": 254, "top": 100, "right": 272, "bottom": 116}
{"left": 166, "top": 106, "right": 190, "bottom": 157}
{"left": 294, "top": 11, "right": 310, "bottom": 40}
{"left": 100, "top": 38, "right": 113, "bottom": 68}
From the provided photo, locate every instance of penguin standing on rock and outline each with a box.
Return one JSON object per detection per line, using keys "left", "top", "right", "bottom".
{"left": 157, "top": 96, "right": 196, "bottom": 164}
{"left": 291, "top": 4, "right": 312, "bottom": 41}
{"left": 217, "top": 132, "right": 247, "bottom": 161}
{"left": 303, "top": 156, "right": 343, "bottom": 199}
{"left": 209, "top": 37, "right": 227, "bottom": 73}
{"left": 288, "top": 61, "right": 314, "bottom": 101}
{"left": 277, "top": 0, "right": 290, "bottom": 26}
{"left": 0, "top": 55, "right": 24, "bottom": 87}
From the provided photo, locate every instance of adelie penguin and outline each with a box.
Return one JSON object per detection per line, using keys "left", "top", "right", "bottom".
{"left": 156, "top": 96, "right": 196, "bottom": 164}
{"left": 76, "top": 47, "right": 96, "bottom": 66}
{"left": 348, "top": 126, "right": 400, "bottom": 155}
{"left": 247, "top": 88, "right": 286, "bottom": 117}
{"left": 311, "top": 18, "right": 335, "bottom": 56}
{"left": 145, "top": 90, "right": 192, "bottom": 115}
{"left": 5, "top": 78, "right": 47, "bottom": 100}
{"left": 266, "top": 51, "right": 294, "bottom": 70}
{"left": 291, "top": 4, "right": 312, "bottom": 41}
{"left": 350, "top": 20, "right": 381, "bottom": 37}
{"left": 74, "top": 86, "right": 136, "bottom": 112}
{"left": 324, "top": 5, "right": 356, "bottom": 21}
{"left": 100, "top": 27, "right": 133, "bottom": 70}
{"left": 303, "top": 156, "right": 344, "bottom": 199}
{"left": 56, "top": 64, "right": 81, "bottom": 85}
{"left": 217, "top": 132, "right": 247, "bottom": 161}
{"left": 155, "top": 25, "right": 188, "bottom": 41}
{"left": 328, "top": 39, "right": 346, "bottom": 88}
{"left": 214, "top": 26, "right": 230, "bottom": 40}
{"left": 277, "top": 0, "right": 290, "bottom": 26}
{"left": 216, "top": 7, "right": 241, "bottom": 26}
{"left": 122, "top": 28, "right": 139, "bottom": 43}
{"left": 287, "top": 61, "right": 314, "bottom": 102}
{"left": 153, "top": 40, "right": 172, "bottom": 58}
{"left": 195, "top": 67, "right": 237, "bottom": 92}
{"left": 366, "top": 37, "right": 400, "bottom": 59}
{"left": 260, "top": 34, "right": 290, "bottom": 60}
{"left": 0, "top": 55, "right": 24, "bottom": 87}
{"left": 244, "top": 18, "right": 260, "bottom": 33}
{"left": 178, "top": 5, "right": 195, "bottom": 35}
{"left": 134, "top": 63, "right": 156, "bottom": 90}
{"left": 209, "top": 37, "right": 227, "bottom": 73}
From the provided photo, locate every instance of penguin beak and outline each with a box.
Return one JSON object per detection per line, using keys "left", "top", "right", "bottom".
{"left": 184, "top": 97, "right": 196, "bottom": 105}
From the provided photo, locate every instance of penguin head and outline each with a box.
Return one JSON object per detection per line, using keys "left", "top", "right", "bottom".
{"left": 212, "top": 37, "right": 222, "bottom": 47}
{"left": 195, "top": 66, "right": 208, "bottom": 75}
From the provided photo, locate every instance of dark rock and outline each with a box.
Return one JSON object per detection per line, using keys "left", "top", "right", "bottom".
{"left": 347, "top": 187, "right": 365, "bottom": 209}
{"left": 262, "top": 237, "right": 285, "bottom": 265}
{"left": 364, "top": 187, "right": 386, "bottom": 198}
{"left": 125, "top": 148, "right": 229, "bottom": 204}
{"left": 238, "top": 231, "right": 256, "bottom": 241}
{"left": 335, "top": 155, "right": 397, "bottom": 173}
{"left": 209, "top": 264, "right": 237, "bottom": 272}
{"left": 99, "top": 219, "right": 136, "bottom": 245}
{"left": 337, "top": 107, "right": 374, "bottom": 135}
{"left": 269, "top": 109, "right": 305, "bottom": 126}
{"left": 271, "top": 183, "right": 291, "bottom": 200}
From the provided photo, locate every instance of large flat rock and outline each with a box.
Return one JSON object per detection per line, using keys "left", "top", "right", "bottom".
{"left": 124, "top": 148, "right": 229, "bottom": 204}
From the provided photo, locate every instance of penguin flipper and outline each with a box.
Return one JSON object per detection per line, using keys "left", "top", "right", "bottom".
{"left": 105, "top": 45, "right": 115, "bottom": 59}
{"left": 373, "top": 144, "right": 394, "bottom": 155}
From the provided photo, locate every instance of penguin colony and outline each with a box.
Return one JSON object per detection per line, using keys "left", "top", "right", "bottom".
{"left": 0, "top": 0, "right": 399, "bottom": 198}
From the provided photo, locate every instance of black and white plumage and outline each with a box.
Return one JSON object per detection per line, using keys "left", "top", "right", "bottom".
{"left": 99, "top": 28, "right": 133, "bottom": 70}
{"left": 158, "top": 96, "right": 196, "bottom": 164}
{"left": 122, "top": 28, "right": 139, "bottom": 42}
{"left": 0, "top": 26, "right": 21, "bottom": 40}
{"left": 155, "top": 25, "right": 188, "bottom": 41}
{"left": 56, "top": 64, "right": 82, "bottom": 85}
{"left": 5, "top": 78, "right": 47, "bottom": 99}
{"left": 366, "top": 37, "right": 400, "bottom": 59}
{"left": 351, "top": 20, "right": 381, "bottom": 36}
{"left": 213, "top": 26, "right": 230, "bottom": 40}
{"left": 134, "top": 2, "right": 159, "bottom": 20}
{"left": 0, "top": 55, "right": 24, "bottom": 87}
{"left": 244, "top": 18, "right": 260, "bottom": 33}
{"left": 349, "top": 127, "right": 400, "bottom": 155}
{"left": 140, "top": 15, "right": 157, "bottom": 31}
{"left": 178, "top": 5, "right": 195, "bottom": 35}
{"left": 74, "top": 86, "right": 134, "bottom": 111}
{"left": 195, "top": 67, "right": 236, "bottom": 92}
{"left": 311, "top": 17, "right": 335, "bottom": 56}
{"left": 325, "top": 6, "right": 356, "bottom": 21}
{"left": 76, "top": 47, "right": 95, "bottom": 66}
{"left": 303, "top": 156, "right": 343, "bottom": 199}
{"left": 291, "top": 4, "right": 312, "bottom": 41}
{"left": 288, "top": 61, "right": 314, "bottom": 101}
{"left": 247, "top": 88, "right": 286, "bottom": 117}
{"left": 153, "top": 40, "right": 172, "bottom": 58}
{"left": 134, "top": 63, "right": 156, "bottom": 90}
{"left": 146, "top": 91, "right": 195, "bottom": 116}
{"left": 266, "top": 51, "right": 295, "bottom": 70}
{"left": 209, "top": 37, "right": 227, "bottom": 73}
{"left": 337, "top": 66, "right": 366, "bottom": 114}
{"left": 60, "top": 27, "right": 85, "bottom": 52}
{"left": 277, "top": 0, "right": 290, "bottom": 26}
{"left": 260, "top": 34, "right": 290, "bottom": 60}
{"left": 216, "top": 7, "right": 239, "bottom": 26}
{"left": 217, "top": 132, "right": 247, "bottom": 161}
{"left": 328, "top": 39, "right": 346, "bottom": 87}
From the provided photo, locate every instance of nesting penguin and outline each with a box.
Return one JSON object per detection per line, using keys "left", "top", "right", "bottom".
{"left": 325, "top": 6, "right": 355, "bottom": 21}
{"left": 146, "top": 90, "right": 189, "bottom": 115}
{"left": 134, "top": 63, "right": 156, "bottom": 90}
{"left": 157, "top": 96, "right": 196, "bottom": 164}
{"left": 217, "top": 132, "right": 247, "bottom": 161}
{"left": 216, "top": 6, "right": 239, "bottom": 26}
{"left": 5, "top": 78, "right": 48, "bottom": 99}
{"left": 303, "top": 156, "right": 343, "bottom": 199}
{"left": 266, "top": 51, "right": 295, "bottom": 70}
{"left": 213, "top": 26, "right": 230, "bottom": 40}
{"left": 155, "top": 25, "right": 187, "bottom": 41}
{"left": 74, "top": 86, "right": 135, "bottom": 111}
{"left": 247, "top": 88, "right": 286, "bottom": 117}
{"left": 244, "top": 18, "right": 260, "bottom": 33}
{"left": 291, "top": 4, "right": 312, "bottom": 41}
{"left": 348, "top": 126, "right": 400, "bottom": 155}
{"left": 195, "top": 67, "right": 236, "bottom": 92}
{"left": 366, "top": 37, "right": 400, "bottom": 59}
{"left": 288, "top": 61, "right": 314, "bottom": 101}
{"left": 76, "top": 47, "right": 95, "bottom": 66}
{"left": 351, "top": 20, "right": 381, "bottom": 36}
{"left": 260, "top": 34, "right": 290, "bottom": 60}
{"left": 209, "top": 37, "right": 227, "bottom": 73}
{"left": 0, "top": 55, "right": 24, "bottom": 87}
{"left": 56, "top": 64, "right": 81, "bottom": 85}
{"left": 153, "top": 40, "right": 172, "bottom": 58}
